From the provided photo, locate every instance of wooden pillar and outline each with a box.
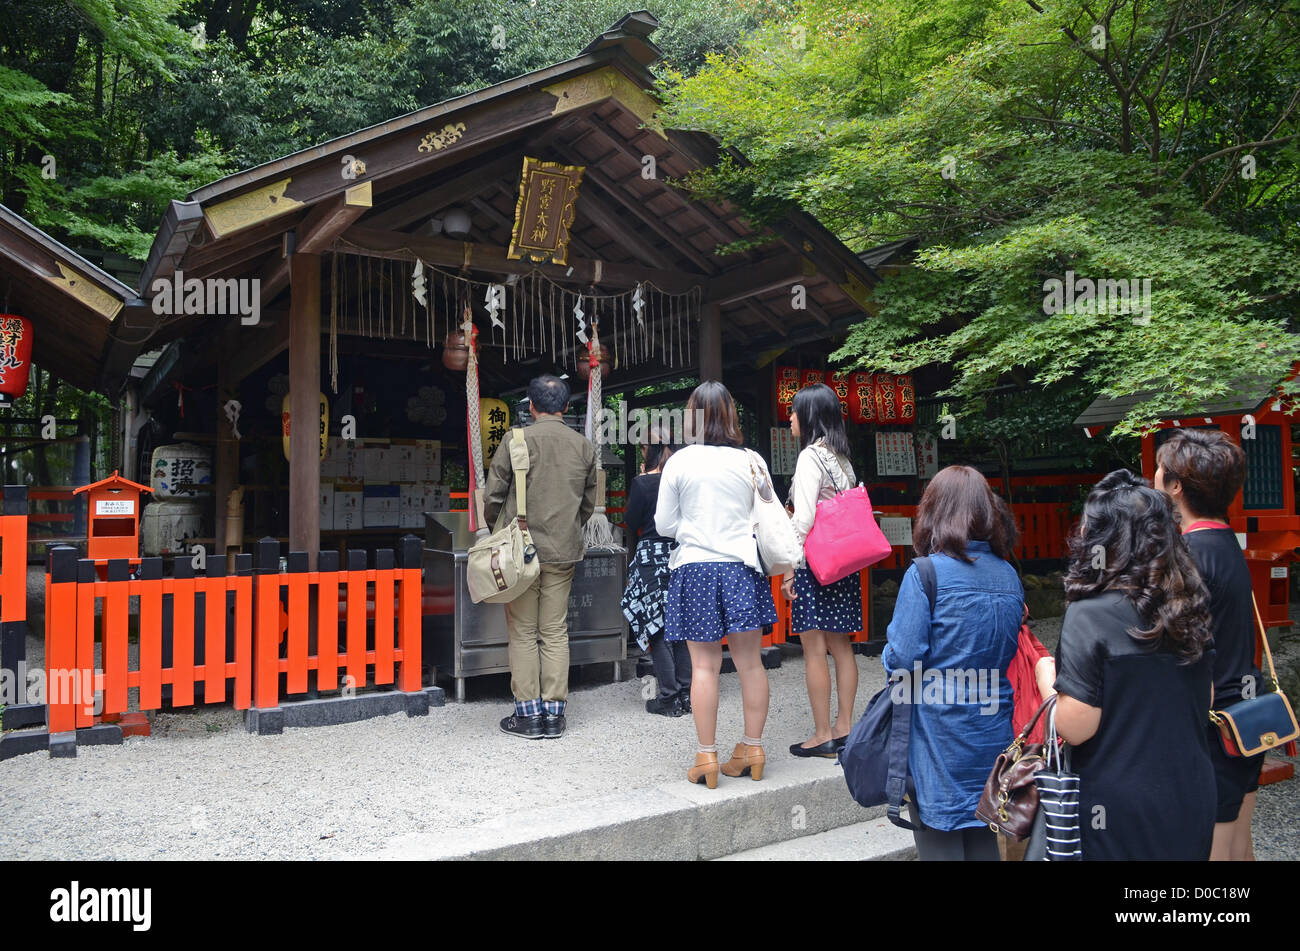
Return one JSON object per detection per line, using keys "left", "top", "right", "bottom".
{"left": 214, "top": 326, "right": 239, "bottom": 559}
{"left": 699, "top": 302, "right": 722, "bottom": 382}
{"left": 289, "top": 253, "right": 321, "bottom": 568}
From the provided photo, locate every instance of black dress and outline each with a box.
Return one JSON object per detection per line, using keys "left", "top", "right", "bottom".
{"left": 1054, "top": 590, "right": 1216, "bottom": 860}
{"left": 1184, "top": 526, "right": 1266, "bottom": 822}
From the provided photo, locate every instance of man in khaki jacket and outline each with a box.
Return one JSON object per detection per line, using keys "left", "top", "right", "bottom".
{"left": 484, "top": 375, "right": 597, "bottom": 740}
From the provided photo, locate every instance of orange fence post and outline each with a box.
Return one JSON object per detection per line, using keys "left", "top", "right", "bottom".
{"left": 101, "top": 559, "right": 130, "bottom": 715}
{"left": 171, "top": 556, "right": 196, "bottom": 708}
{"left": 286, "top": 552, "right": 310, "bottom": 696}
{"left": 396, "top": 535, "right": 422, "bottom": 693}
{"left": 201, "top": 567, "right": 227, "bottom": 704}
{"left": 252, "top": 539, "right": 282, "bottom": 710}
{"left": 137, "top": 556, "right": 164, "bottom": 712}
{"left": 232, "top": 552, "right": 254, "bottom": 709}
{"left": 0, "top": 486, "right": 26, "bottom": 623}
{"left": 315, "top": 550, "right": 340, "bottom": 691}
{"left": 72, "top": 559, "right": 96, "bottom": 729}
{"left": 373, "top": 548, "right": 396, "bottom": 686}
{"left": 344, "top": 549, "right": 367, "bottom": 691}
{"left": 45, "top": 546, "right": 78, "bottom": 734}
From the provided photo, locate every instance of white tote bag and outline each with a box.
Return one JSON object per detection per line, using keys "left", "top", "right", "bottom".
{"left": 745, "top": 449, "right": 800, "bottom": 576}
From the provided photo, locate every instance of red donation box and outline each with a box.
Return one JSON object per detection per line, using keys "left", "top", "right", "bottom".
{"left": 0, "top": 314, "right": 34, "bottom": 405}
{"left": 74, "top": 471, "right": 152, "bottom": 562}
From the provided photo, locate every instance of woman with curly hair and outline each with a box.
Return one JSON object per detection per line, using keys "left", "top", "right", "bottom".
{"left": 1054, "top": 469, "right": 1217, "bottom": 860}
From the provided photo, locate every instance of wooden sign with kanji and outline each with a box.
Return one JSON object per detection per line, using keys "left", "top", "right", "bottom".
{"left": 507, "top": 156, "right": 584, "bottom": 265}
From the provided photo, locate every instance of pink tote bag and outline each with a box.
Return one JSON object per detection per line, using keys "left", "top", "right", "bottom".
{"left": 804, "top": 484, "right": 893, "bottom": 586}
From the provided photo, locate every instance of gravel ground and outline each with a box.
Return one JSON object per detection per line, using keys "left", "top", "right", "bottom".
{"left": 0, "top": 642, "right": 888, "bottom": 860}
{"left": 3, "top": 607, "right": 1295, "bottom": 860}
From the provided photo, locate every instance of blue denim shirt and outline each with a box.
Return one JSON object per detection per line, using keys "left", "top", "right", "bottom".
{"left": 882, "top": 541, "right": 1023, "bottom": 831}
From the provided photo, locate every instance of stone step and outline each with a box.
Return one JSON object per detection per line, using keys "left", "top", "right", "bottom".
{"left": 367, "top": 756, "right": 880, "bottom": 861}
{"left": 714, "top": 816, "right": 916, "bottom": 861}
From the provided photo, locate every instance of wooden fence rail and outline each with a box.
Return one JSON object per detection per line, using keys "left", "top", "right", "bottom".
{"left": 41, "top": 535, "right": 423, "bottom": 736}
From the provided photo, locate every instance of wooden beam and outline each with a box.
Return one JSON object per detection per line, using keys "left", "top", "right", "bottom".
{"left": 262, "top": 182, "right": 372, "bottom": 301}
{"left": 566, "top": 161, "right": 717, "bottom": 274}
{"left": 226, "top": 314, "right": 291, "bottom": 384}
{"left": 585, "top": 112, "right": 741, "bottom": 246}
{"left": 740, "top": 299, "right": 789, "bottom": 337}
{"left": 699, "top": 302, "right": 722, "bottom": 382}
{"left": 288, "top": 253, "right": 321, "bottom": 568}
{"left": 573, "top": 187, "right": 674, "bottom": 270}
{"left": 366, "top": 152, "right": 524, "bottom": 231}
{"left": 705, "top": 253, "right": 806, "bottom": 305}
{"left": 341, "top": 224, "right": 700, "bottom": 293}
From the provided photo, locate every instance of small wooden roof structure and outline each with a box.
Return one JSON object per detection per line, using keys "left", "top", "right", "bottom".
{"left": 71, "top": 470, "right": 152, "bottom": 496}
{"left": 0, "top": 205, "right": 142, "bottom": 393}
{"left": 1075, "top": 378, "right": 1285, "bottom": 436}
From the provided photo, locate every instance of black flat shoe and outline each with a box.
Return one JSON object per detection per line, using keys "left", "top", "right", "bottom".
{"left": 542, "top": 714, "right": 566, "bottom": 738}
{"left": 789, "top": 740, "right": 839, "bottom": 758}
{"left": 500, "top": 714, "right": 545, "bottom": 739}
{"left": 646, "top": 694, "right": 679, "bottom": 716}
{"left": 831, "top": 735, "right": 848, "bottom": 753}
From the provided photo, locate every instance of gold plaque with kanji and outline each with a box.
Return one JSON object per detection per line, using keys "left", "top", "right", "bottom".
{"left": 507, "top": 156, "right": 584, "bottom": 265}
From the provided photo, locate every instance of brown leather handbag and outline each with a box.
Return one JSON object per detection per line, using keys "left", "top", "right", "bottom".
{"left": 975, "top": 696, "right": 1057, "bottom": 840}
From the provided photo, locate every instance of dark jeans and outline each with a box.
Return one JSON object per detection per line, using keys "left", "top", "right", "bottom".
{"left": 649, "top": 632, "right": 692, "bottom": 697}
{"left": 908, "top": 803, "right": 1000, "bottom": 861}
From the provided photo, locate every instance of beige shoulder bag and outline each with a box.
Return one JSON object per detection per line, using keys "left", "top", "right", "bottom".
{"left": 466, "top": 428, "right": 541, "bottom": 603}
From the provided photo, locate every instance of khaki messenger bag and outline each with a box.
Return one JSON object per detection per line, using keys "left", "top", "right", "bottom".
{"left": 466, "top": 428, "right": 540, "bottom": 604}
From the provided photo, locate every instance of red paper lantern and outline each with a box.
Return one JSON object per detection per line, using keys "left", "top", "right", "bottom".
{"left": 874, "top": 374, "right": 916, "bottom": 423}
{"left": 847, "top": 372, "right": 876, "bottom": 424}
{"left": 824, "top": 371, "right": 851, "bottom": 417}
{"left": 801, "top": 368, "right": 824, "bottom": 391}
{"left": 775, "top": 366, "right": 800, "bottom": 422}
{"left": 0, "top": 315, "right": 33, "bottom": 403}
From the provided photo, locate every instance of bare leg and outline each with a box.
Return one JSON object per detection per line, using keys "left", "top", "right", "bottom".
{"left": 727, "top": 629, "right": 769, "bottom": 741}
{"left": 1210, "top": 821, "right": 1233, "bottom": 861}
{"left": 799, "top": 629, "right": 832, "bottom": 747}
{"left": 1233, "top": 791, "right": 1257, "bottom": 861}
{"left": 826, "top": 632, "right": 858, "bottom": 738}
{"left": 686, "top": 640, "right": 723, "bottom": 748}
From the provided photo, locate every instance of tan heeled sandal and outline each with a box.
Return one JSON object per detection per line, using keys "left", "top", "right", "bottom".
{"left": 719, "top": 742, "right": 765, "bottom": 781}
{"left": 687, "top": 751, "right": 720, "bottom": 789}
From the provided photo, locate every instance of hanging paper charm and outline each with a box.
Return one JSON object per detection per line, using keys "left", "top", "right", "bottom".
{"left": 574, "top": 296, "right": 588, "bottom": 345}
{"left": 632, "top": 282, "right": 645, "bottom": 329}
{"left": 484, "top": 283, "right": 506, "bottom": 332}
{"left": 411, "top": 259, "right": 427, "bottom": 307}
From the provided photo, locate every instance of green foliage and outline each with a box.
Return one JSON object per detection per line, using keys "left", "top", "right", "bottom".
{"left": 664, "top": 0, "right": 1300, "bottom": 434}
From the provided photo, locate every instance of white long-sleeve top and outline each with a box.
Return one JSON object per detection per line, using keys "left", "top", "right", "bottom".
{"left": 788, "top": 440, "right": 855, "bottom": 568}
{"left": 655, "top": 443, "right": 767, "bottom": 572}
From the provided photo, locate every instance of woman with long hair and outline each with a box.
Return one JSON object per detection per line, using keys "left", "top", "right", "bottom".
{"left": 883, "top": 465, "right": 1023, "bottom": 860}
{"left": 783, "top": 383, "right": 861, "bottom": 757}
{"left": 1054, "top": 469, "right": 1216, "bottom": 860}
{"left": 621, "top": 424, "right": 691, "bottom": 716}
{"left": 1153, "top": 430, "right": 1262, "bottom": 861}
{"left": 656, "top": 382, "right": 779, "bottom": 788}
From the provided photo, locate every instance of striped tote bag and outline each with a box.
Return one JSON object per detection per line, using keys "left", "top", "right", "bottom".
{"left": 1025, "top": 705, "right": 1082, "bottom": 861}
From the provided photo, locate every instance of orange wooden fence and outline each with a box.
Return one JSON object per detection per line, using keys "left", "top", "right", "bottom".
{"left": 42, "top": 536, "right": 423, "bottom": 734}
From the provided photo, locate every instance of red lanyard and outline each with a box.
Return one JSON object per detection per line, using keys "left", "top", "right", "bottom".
{"left": 1182, "top": 520, "right": 1231, "bottom": 534}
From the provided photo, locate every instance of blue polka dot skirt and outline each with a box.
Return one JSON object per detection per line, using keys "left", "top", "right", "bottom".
{"left": 791, "top": 566, "right": 862, "bottom": 634}
{"left": 664, "top": 562, "right": 779, "bottom": 643}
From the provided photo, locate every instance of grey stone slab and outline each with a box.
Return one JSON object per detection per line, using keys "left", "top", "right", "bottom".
{"left": 714, "top": 816, "right": 917, "bottom": 861}
{"left": 366, "top": 756, "right": 878, "bottom": 861}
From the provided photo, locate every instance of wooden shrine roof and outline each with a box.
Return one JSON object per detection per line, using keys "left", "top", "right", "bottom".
{"left": 128, "top": 11, "right": 892, "bottom": 395}
{"left": 0, "top": 204, "right": 142, "bottom": 393}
